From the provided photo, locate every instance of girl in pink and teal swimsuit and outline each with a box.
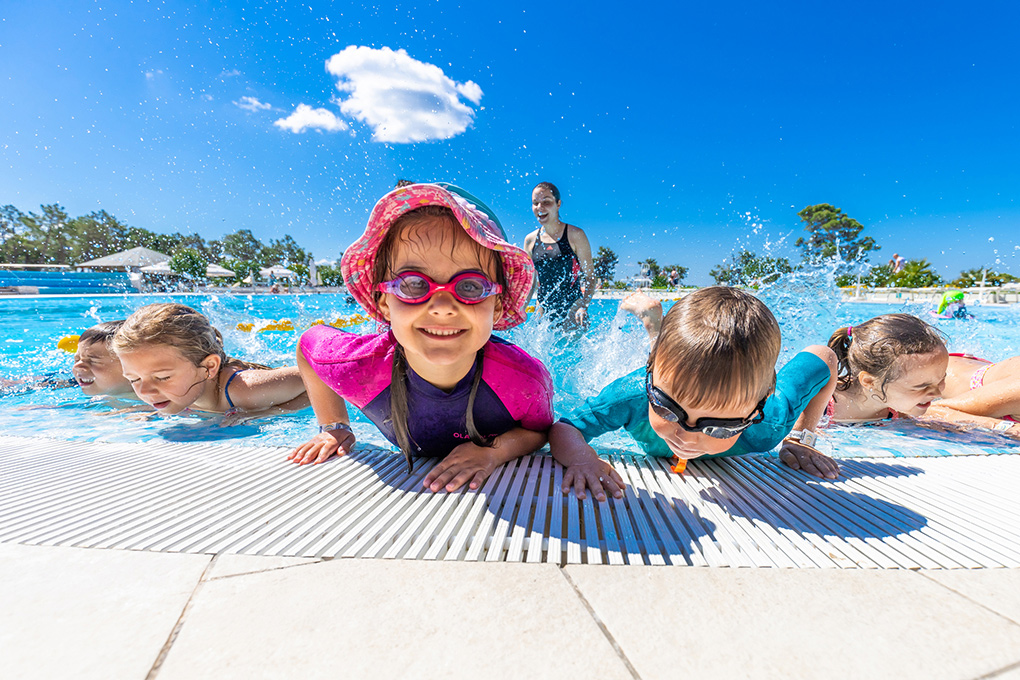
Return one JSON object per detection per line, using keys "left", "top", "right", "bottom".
{"left": 825, "top": 313, "right": 1019, "bottom": 436}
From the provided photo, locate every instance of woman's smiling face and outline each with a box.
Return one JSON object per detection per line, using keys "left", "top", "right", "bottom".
{"left": 118, "top": 343, "right": 218, "bottom": 413}
{"left": 531, "top": 186, "right": 561, "bottom": 227}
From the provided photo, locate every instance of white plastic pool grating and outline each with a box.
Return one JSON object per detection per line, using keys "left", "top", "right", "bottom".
{"left": 1, "top": 435, "right": 1019, "bottom": 568}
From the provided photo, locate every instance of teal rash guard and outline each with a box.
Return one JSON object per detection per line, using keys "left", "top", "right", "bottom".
{"left": 559, "top": 352, "right": 831, "bottom": 458}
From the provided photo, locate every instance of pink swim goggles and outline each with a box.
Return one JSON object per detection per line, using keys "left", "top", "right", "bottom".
{"left": 375, "top": 271, "right": 502, "bottom": 305}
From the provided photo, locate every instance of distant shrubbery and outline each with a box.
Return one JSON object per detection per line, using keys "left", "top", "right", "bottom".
{"left": 1, "top": 202, "right": 323, "bottom": 285}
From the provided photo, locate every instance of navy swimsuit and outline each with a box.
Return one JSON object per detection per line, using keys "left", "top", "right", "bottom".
{"left": 531, "top": 227, "right": 583, "bottom": 321}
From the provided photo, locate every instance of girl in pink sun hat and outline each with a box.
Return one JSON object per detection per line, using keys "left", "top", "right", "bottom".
{"left": 289, "top": 183, "right": 556, "bottom": 494}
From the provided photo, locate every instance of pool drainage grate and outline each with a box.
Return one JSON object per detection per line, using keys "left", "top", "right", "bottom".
{"left": 1, "top": 435, "right": 1018, "bottom": 568}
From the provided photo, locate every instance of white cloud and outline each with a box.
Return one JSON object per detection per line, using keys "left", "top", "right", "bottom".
{"left": 273, "top": 104, "right": 348, "bottom": 133}
{"left": 220, "top": 69, "right": 241, "bottom": 78}
{"left": 235, "top": 96, "right": 272, "bottom": 112}
{"left": 144, "top": 69, "right": 164, "bottom": 80}
{"left": 324, "top": 45, "right": 483, "bottom": 143}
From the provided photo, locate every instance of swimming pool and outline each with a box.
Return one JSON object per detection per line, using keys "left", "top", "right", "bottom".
{"left": 1, "top": 286, "right": 1017, "bottom": 457}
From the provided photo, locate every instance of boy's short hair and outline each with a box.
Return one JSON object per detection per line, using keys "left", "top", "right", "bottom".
{"left": 78, "top": 320, "right": 125, "bottom": 347}
{"left": 647, "top": 286, "right": 780, "bottom": 411}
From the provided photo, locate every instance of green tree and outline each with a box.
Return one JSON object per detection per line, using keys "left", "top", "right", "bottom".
{"left": 68, "top": 211, "right": 132, "bottom": 264}
{"left": 221, "top": 229, "right": 267, "bottom": 264}
{"left": 21, "top": 204, "right": 72, "bottom": 264}
{"left": 266, "top": 234, "right": 310, "bottom": 267}
{"left": 169, "top": 248, "right": 208, "bottom": 280}
{"left": 892, "top": 259, "right": 943, "bottom": 288}
{"left": 290, "top": 262, "right": 309, "bottom": 282}
{"left": 222, "top": 258, "right": 260, "bottom": 284}
{"left": 710, "top": 250, "right": 794, "bottom": 287}
{"left": 0, "top": 205, "right": 28, "bottom": 262}
{"left": 593, "top": 246, "right": 618, "bottom": 284}
{"left": 951, "top": 268, "right": 1020, "bottom": 288}
{"left": 796, "top": 204, "right": 879, "bottom": 266}
{"left": 316, "top": 263, "right": 345, "bottom": 286}
{"left": 837, "top": 263, "right": 891, "bottom": 287}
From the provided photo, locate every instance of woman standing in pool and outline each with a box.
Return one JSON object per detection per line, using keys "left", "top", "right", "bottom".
{"left": 826, "top": 313, "right": 1019, "bottom": 435}
{"left": 523, "top": 182, "right": 595, "bottom": 329}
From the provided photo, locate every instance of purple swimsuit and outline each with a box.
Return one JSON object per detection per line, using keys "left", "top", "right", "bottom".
{"left": 299, "top": 326, "right": 554, "bottom": 458}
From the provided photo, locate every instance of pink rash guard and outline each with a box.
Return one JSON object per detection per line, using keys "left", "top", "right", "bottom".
{"left": 299, "top": 325, "right": 554, "bottom": 458}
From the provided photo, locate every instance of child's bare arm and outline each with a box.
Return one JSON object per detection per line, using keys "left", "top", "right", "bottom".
{"left": 779, "top": 345, "right": 840, "bottom": 480}
{"left": 423, "top": 427, "right": 547, "bottom": 493}
{"left": 549, "top": 421, "right": 625, "bottom": 501}
{"left": 220, "top": 393, "right": 311, "bottom": 427}
{"left": 926, "top": 362, "right": 1020, "bottom": 428}
{"left": 226, "top": 365, "right": 307, "bottom": 411}
{"left": 919, "top": 403, "right": 1020, "bottom": 438}
{"left": 288, "top": 347, "right": 356, "bottom": 465}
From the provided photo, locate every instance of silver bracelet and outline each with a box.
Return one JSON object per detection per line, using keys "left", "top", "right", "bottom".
{"left": 319, "top": 422, "right": 353, "bottom": 434}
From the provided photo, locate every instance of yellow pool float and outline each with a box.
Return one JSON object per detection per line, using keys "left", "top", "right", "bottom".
{"left": 235, "top": 314, "right": 370, "bottom": 333}
{"left": 57, "top": 335, "right": 80, "bottom": 353}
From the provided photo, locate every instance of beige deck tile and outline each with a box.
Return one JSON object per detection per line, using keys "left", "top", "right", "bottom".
{"left": 984, "top": 662, "right": 1020, "bottom": 680}
{"left": 205, "top": 554, "right": 321, "bottom": 579}
{"left": 921, "top": 569, "right": 1020, "bottom": 626}
{"left": 565, "top": 566, "right": 1020, "bottom": 680}
{"left": 0, "top": 542, "right": 210, "bottom": 680}
{"left": 156, "top": 559, "right": 632, "bottom": 680}
{"left": 983, "top": 664, "right": 1020, "bottom": 680}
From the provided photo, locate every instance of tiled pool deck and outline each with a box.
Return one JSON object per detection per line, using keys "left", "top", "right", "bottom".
{"left": 3, "top": 436, "right": 1020, "bottom": 679}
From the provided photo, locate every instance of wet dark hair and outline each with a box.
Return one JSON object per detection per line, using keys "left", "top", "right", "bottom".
{"left": 371, "top": 205, "right": 503, "bottom": 472}
{"left": 647, "top": 287, "right": 780, "bottom": 410}
{"left": 79, "top": 320, "right": 125, "bottom": 347}
{"left": 533, "top": 181, "right": 561, "bottom": 202}
{"left": 828, "top": 313, "right": 946, "bottom": 399}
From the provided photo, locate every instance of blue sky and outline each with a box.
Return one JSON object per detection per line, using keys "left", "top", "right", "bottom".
{"left": 2, "top": 1, "right": 1019, "bottom": 284}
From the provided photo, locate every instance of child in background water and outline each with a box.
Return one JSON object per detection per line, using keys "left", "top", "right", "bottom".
{"left": 2, "top": 320, "right": 135, "bottom": 397}
{"left": 290, "top": 183, "right": 555, "bottom": 494}
{"left": 72, "top": 321, "right": 135, "bottom": 397}
{"left": 827, "top": 313, "right": 1020, "bottom": 436}
{"left": 112, "top": 303, "right": 309, "bottom": 416}
{"left": 550, "top": 287, "right": 840, "bottom": 500}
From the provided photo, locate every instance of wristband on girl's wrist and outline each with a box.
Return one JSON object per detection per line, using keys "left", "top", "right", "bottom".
{"left": 319, "top": 422, "right": 353, "bottom": 435}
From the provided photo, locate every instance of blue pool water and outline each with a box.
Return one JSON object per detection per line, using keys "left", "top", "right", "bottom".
{"left": 1, "top": 284, "right": 1017, "bottom": 458}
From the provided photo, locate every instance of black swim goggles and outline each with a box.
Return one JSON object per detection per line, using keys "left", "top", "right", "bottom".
{"left": 376, "top": 271, "right": 502, "bottom": 305}
{"left": 645, "top": 371, "right": 770, "bottom": 439}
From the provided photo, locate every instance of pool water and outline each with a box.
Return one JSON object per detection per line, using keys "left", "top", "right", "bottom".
{"left": 1, "top": 284, "right": 1017, "bottom": 458}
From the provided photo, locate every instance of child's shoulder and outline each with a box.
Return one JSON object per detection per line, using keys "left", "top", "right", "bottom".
{"left": 482, "top": 337, "right": 550, "bottom": 385}
{"left": 300, "top": 325, "right": 394, "bottom": 365}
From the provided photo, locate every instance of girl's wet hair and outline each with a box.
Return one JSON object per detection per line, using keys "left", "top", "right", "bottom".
{"left": 370, "top": 205, "right": 503, "bottom": 471}
{"left": 79, "top": 320, "right": 125, "bottom": 347}
{"left": 647, "top": 287, "right": 780, "bottom": 411}
{"left": 112, "top": 303, "right": 269, "bottom": 374}
{"left": 533, "top": 181, "right": 560, "bottom": 202}
{"left": 828, "top": 313, "right": 946, "bottom": 398}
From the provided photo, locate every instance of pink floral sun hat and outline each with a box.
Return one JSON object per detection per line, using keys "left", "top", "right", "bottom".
{"left": 340, "top": 183, "right": 535, "bottom": 331}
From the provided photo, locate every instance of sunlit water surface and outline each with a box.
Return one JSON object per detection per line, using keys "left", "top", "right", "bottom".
{"left": 1, "top": 280, "right": 1017, "bottom": 458}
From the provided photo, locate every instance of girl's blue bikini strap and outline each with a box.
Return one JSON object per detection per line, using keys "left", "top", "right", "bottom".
{"left": 223, "top": 369, "right": 249, "bottom": 410}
